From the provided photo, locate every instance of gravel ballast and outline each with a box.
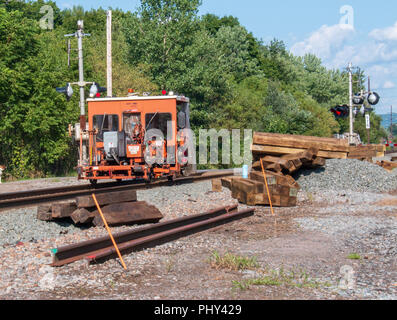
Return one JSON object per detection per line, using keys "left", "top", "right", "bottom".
{"left": 294, "top": 159, "right": 397, "bottom": 193}
{"left": 0, "top": 208, "right": 81, "bottom": 247}
{"left": 295, "top": 215, "right": 397, "bottom": 299}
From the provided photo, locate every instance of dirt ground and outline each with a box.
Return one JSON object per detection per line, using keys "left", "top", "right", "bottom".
{"left": 37, "top": 205, "right": 395, "bottom": 300}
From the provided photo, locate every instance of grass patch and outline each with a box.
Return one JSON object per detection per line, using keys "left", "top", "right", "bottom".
{"left": 165, "top": 258, "right": 175, "bottom": 273}
{"left": 347, "top": 253, "right": 361, "bottom": 260}
{"left": 307, "top": 192, "right": 315, "bottom": 203}
{"left": 209, "top": 251, "right": 260, "bottom": 271}
{"left": 232, "top": 267, "right": 331, "bottom": 291}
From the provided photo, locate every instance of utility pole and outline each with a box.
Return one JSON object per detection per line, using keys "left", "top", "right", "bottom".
{"left": 391, "top": 106, "right": 394, "bottom": 149}
{"left": 65, "top": 20, "right": 91, "bottom": 128}
{"left": 77, "top": 21, "right": 87, "bottom": 128}
{"left": 106, "top": 10, "right": 113, "bottom": 97}
{"left": 348, "top": 63, "right": 354, "bottom": 145}
{"left": 367, "top": 77, "right": 371, "bottom": 144}
{"left": 67, "top": 39, "right": 71, "bottom": 68}
{"left": 64, "top": 21, "right": 91, "bottom": 165}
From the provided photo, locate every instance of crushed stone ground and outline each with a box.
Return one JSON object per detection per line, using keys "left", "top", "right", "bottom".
{"left": 0, "top": 164, "right": 396, "bottom": 300}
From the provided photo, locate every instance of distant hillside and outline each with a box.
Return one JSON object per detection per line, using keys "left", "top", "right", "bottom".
{"left": 379, "top": 113, "right": 397, "bottom": 129}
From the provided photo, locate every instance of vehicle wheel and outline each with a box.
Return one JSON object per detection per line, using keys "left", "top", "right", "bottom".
{"left": 145, "top": 173, "right": 153, "bottom": 184}
{"left": 168, "top": 174, "right": 176, "bottom": 182}
{"left": 89, "top": 179, "right": 98, "bottom": 187}
{"left": 117, "top": 179, "right": 122, "bottom": 183}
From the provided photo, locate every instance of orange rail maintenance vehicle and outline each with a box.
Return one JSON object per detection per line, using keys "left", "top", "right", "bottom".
{"left": 72, "top": 92, "right": 193, "bottom": 185}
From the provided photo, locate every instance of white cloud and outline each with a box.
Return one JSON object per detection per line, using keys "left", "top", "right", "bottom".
{"left": 290, "top": 24, "right": 355, "bottom": 62}
{"left": 291, "top": 21, "right": 397, "bottom": 68}
{"left": 383, "top": 81, "right": 395, "bottom": 89}
{"left": 290, "top": 21, "right": 397, "bottom": 115}
{"left": 369, "top": 22, "right": 397, "bottom": 41}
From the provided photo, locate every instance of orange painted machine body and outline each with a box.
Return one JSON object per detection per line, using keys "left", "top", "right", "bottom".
{"left": 78, "top": 95, "right": 191, "bottom": 183}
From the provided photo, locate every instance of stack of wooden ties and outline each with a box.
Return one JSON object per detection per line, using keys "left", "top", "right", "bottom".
{"left": 221, "top": 132, "right": 387, "bottom": 207}
{"left": 348, "top": 145, "right": 386, "bottom": 161}
{"left": 222, "top": 146, "right": 325, "bottom": 207}
{"left": 37, "top": 190, "right": 163, "bottom": 227}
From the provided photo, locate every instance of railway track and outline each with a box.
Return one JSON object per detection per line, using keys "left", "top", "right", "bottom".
{"left": 0, "top": 170, "right": 234, "bottom": 211}
{"left": 51, "top": 204, "right": 254, "bottom": 267}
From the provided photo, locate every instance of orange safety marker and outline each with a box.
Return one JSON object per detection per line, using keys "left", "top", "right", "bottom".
{"left": 92, "top": 193, "right": 127, "bottom": 270}
{"left": 260, "top": 159, "right": 275, "bottom": 216}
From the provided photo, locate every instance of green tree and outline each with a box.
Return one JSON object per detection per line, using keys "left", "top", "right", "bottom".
{"left": 215, "top": 25, "right": 260, "bottom": 82}
{"left": 0, "top": 7, "right": 41, "bottom": 177}
{"left": 123, "top": 0, "right": 201, "bottom": 89}
{"left": 201, "top": 13, "right": 240, "bottom": 35}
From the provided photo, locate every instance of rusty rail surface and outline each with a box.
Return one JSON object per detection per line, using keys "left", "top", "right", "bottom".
{"left": 0, "top": 170, "right": 234, "bottom": 211}
{"left": 51, "top": 204, "right": 254, "bottom": 267}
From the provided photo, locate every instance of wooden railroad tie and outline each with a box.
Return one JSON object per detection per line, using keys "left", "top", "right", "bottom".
{"left": 37, "top": 189, "right": 163, "bottom": 227}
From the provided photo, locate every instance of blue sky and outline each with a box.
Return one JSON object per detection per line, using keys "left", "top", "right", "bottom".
{"left": 55, "top": 0, "right": 397, "bottom": 115}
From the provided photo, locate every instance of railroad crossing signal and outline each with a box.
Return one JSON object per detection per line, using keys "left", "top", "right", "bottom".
{"left": 89, "top": 82, "right": 107, "bottom": 98}
{"left": 330, "top": 105, "right": 349, "bottom": 119}
{"left": 367, "top": 92, "right": 380, "bottom": 106}
{"left": 56, "top": 83, "right": 74, "bottom": 101}
{"left": 353, "top": 94, "right": 364, "bottom": 105}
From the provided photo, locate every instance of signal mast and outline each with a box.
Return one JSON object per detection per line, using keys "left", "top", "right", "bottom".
{"left": 56, "top": 20, "right": 107, "bottom": 166}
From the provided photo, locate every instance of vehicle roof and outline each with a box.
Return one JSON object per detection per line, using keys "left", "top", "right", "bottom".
{"left": 86, "top": 95, "right": 190, "bottom": 103}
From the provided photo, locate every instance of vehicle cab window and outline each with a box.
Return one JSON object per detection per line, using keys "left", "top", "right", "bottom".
{"left": 145, "top": 113, "right": 173, "bottom": 140}
{"left": 93, "top": 114, "right": 119, "bottom": 141}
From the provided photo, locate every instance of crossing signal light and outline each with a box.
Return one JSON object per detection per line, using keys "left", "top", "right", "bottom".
{"left": 89, "top": 82, "right": 107, "bottom": 98}
{"left": 330, "top": 105, "right": 349, "bottom": 119}
{"left": 367, "top": 92, "right": 380, "bottom": 106}
{"left": 353, "top": 94, "right": 364, "bottom": 105}
{"left": 56, "top": 83, "right": 74, "bottom": 101}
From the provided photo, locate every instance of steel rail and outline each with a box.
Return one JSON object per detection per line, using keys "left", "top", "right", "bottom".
{"left": 51, "top": 205, "right": 254, "bottom": 267}
{"left": 0, "top": 170, "right": 234, "bottom": 211}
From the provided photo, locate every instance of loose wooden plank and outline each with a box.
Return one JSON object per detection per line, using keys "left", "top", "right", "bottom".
{"left": 231, "top": 189, "right": 297, "bottom": 207}
{"left": 281, "top": 149, "right": 316, "bottom": 162}
{"left": 232, "top": 178, "right": 264, "bottom": 194}
{"left": 37, "top": 205, "right": 53, "bottom": 221}
{"left": 252, "top": 158, "right": 297, "bottom": 174}
{"left": 312, "top": 157, "right": 326, "bottom": 167}
{"left": 289, "top": 158, "right": 302, "bottom": 171}
{"left": 221, "top": 177, "right": 233, "bottom": 190}
{"left": 71, "top": 208, "right": 95, "bottom": 225}
{"left": 377, "top": 161, "right": 397, "bottom": 172}
{"left": 92, "top": 201, "right": 163, "bottom": 227}
{"left": 251, "top": 145, "right": 348, "bottom": 159}
{"left": 262, "top": 156, "right": 292, "bottom": 168}
{"left": 302, "top": 157, "right": 326, "bottom": 169}
{"left": 212, "top": 179, "right": 222, "bottom": 192}
{"left": 76, "top": 190, "right": 137, "bottom": 208}
{"left": 249, "top": 170, "right": 300, "bottom": 189}
{"left": 253, "top": 133, "right": 350, "bottom": 152}
{"left": 349, "top": 145, "right": 386, "bottom": 153}
{"left": 266, "top": 163, "right": 283, "bottom": 173}
{"left": 348, "top": 150, "right": 378, "bottom": 157}
{"left": 254, "top": 132, "right": 349, "bottom": 146}
{"left": 51, "top": 202, "right": 77, "bottom": 219}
